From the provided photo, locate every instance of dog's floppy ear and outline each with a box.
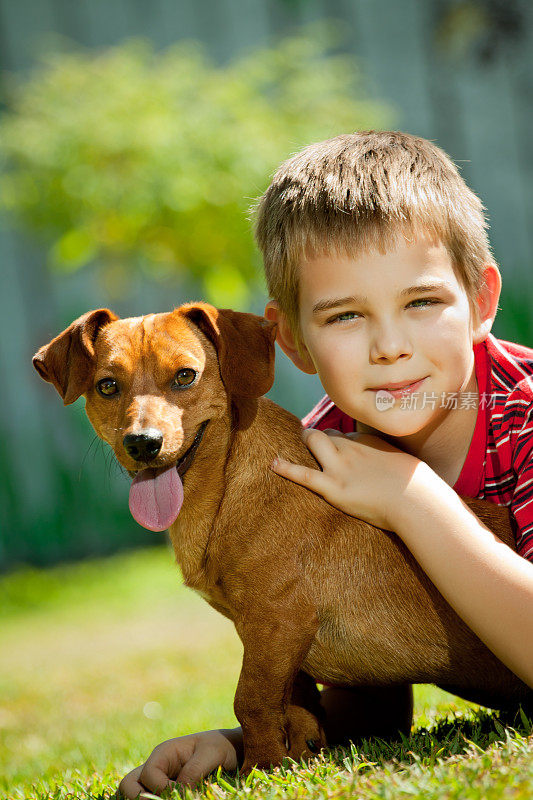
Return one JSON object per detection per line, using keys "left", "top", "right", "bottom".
{"left": 180, "top": 302, "right": 277, "bottom": 398}
{"left": 33, "top": 308, "right": 119, "bottom": 405}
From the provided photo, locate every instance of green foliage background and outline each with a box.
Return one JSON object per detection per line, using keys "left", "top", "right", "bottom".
{"left": 0, "top": 25, "right": 392, "bottom": 569}
{"left": 0, "top": 25, "right": 391, "bottom": 307}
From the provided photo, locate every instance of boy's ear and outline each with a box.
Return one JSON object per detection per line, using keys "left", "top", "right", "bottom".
{"left": 471, "top": 264, "right": 502, "bottom": 344}
{"left": 264, "top": 301, "right": 317, "bottom": 375}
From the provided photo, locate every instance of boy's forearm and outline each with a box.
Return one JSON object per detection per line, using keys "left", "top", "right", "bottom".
{"left": 393, "top": 465, "right": 533, "bottom": 688}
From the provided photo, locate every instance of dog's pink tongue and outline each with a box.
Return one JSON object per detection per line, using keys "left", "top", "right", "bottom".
{"left": 129, "top": 465, "right": 184, "bottom": 531}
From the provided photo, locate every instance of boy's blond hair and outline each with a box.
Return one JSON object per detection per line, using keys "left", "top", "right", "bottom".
{"left": 254, "top": 131, "right": 496, "bottom": 354}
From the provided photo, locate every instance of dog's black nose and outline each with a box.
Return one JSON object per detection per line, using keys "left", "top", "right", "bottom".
{"left": 123, "top": 429, "right": 164, "bottom": 462}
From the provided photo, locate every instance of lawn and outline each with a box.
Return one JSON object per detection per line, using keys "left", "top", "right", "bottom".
{"left": 1, "top": 544, "right": 531, "bottom": 799}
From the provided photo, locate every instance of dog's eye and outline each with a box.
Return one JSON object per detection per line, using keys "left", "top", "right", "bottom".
{"left": 173, "top": 368, "right": 197, "bottom": 388}
{"left": 96, "top": 378, "right": 118, "bottom": 397}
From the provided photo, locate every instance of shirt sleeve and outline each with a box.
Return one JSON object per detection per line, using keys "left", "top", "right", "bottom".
{"left": 301, "top": 395, "right": 357, "bottom": 433}
{"left": 509, "top": 400, "right": 533, "bottom": 563}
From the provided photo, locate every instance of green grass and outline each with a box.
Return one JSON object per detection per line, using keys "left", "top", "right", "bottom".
{"left": 1, "top": 545, "right": 531, "bottom": 799}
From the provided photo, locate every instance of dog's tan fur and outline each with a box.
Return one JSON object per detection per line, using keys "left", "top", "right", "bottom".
{"left": 33, "top": 303, "right": 531, "bottom": 772}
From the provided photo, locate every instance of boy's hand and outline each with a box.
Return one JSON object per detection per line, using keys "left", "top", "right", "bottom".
{"left": 271, "top": 428, "right": 426, "bottom": 531}
{"left": 116, "top": 729, "right": 240, "bottom": 798}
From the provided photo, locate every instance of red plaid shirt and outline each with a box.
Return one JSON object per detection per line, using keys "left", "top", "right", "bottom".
{"left": 302, "top": 332, "right": 533, "bottom": 563}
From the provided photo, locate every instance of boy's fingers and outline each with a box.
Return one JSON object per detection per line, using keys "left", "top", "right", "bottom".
{"left": 177, "top": 737, "right": 238, "bottom": 786}
{"left": 321, "top": 428, "right": 346, "bottom": 439}
{"left": 116, "top": 765, "right": 147, "bottom": 799}
{"left": 271, "top": 457, "right": 328, "bottom": 493}
{"left": 139, "top": 739, "right": 193, "bottom": 793}
{"left": 177, "top": 750, "right": 218, "bottom": 786}
{"left": 301, "top": 427, "right": 347, "bottom": 468}
{"left": 139, "top": 760, "right": 176, "bottom": 794}
{"left": 303, "top": 427, "right": 345, "bottom": 455}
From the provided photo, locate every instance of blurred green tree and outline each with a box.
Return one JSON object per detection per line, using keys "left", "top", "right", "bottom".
{"left": 0, "top": 25, "right": 391, "bottom": 307}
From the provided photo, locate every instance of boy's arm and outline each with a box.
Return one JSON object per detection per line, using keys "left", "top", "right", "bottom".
{"left": 272, "top": 427, "right": 533, "bottom": 689}
{"left": 392, "top": 463, "right": 533, "bottom": 688}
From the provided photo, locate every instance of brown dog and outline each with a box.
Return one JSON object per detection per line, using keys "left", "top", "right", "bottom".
{"left": 33, "top": 302, "right": 531, "bottom": 772}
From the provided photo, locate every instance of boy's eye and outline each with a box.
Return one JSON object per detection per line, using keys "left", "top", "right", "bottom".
{"left": 327, "top": 311, "right": 359, "bottom": 324}
{"left": 327, "top": 299, "right": 440, "bottom": 324}
{"left": 408, "top": 298, "right": 440, "bottom": 308}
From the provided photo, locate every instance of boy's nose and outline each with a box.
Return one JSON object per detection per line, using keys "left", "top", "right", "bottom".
{"left": 370, "top": 329, "right": 412, "bottom": 363}
{"left": 123, "top": 429, "right": 164, "bottom": 461}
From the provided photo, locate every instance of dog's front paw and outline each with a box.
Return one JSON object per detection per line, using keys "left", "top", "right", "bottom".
{"left": 240, "top": 744, "right": 288, "bottom": 775}
{"left": 286, "top": 705, "right": 327, "bottom": 761}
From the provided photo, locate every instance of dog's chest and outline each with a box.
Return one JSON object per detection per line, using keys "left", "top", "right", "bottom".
{"left": 189, "top": 584, "right": 234, "bottom": 621}
{"left": 180, "top": 557, "right": 234, "bottom": 620}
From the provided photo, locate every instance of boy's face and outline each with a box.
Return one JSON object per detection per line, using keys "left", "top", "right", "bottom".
{"left": 281, "top": 234, "right": 499, "bottom": 442}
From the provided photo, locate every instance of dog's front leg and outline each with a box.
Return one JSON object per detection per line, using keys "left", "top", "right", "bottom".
{"left": 233, "top": 612, "right": 319, "bottom": 774}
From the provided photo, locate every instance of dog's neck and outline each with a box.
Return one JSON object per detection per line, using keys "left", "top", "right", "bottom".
{"left": 167, "top": 414, "right": 228, "bottom": 583}
{"left": 167, "top": 399, "right": 261, "bottom": 588}
{"left": 167, "top": 395, "right": 307, "bottom": 596}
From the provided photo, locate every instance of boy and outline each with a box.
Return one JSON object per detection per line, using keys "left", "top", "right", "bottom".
{"left": 117, "top": 131, "right": 533, "bottom": 798}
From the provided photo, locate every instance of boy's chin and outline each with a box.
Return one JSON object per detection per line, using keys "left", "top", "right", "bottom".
{"left": 360, "top": 409, "right": 436, "bottom": 439}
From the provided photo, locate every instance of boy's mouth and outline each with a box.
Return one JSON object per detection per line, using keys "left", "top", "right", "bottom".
{"left": 370, "top": 377, "right": 426, "bottom": 393}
